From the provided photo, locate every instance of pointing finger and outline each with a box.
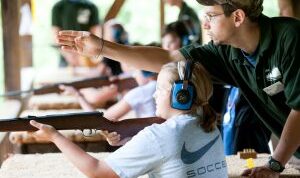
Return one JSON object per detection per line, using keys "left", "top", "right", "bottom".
{"left": 61, "top": 46, "right": 77, "bottom": 53}
{"left": 30, "top": 120, "right": 43, "bottom": 130}
{"left": 59, "top": 31, "right": 90, "bottom": 37}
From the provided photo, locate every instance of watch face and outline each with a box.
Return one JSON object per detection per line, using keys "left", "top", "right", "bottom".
{"left": 270, "top": 161, "right": 281, "bottom": 171}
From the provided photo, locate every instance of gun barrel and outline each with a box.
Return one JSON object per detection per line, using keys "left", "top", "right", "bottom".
{"left": 0, "top": 111, "right": 105, "bottom": 131}
{"left": 33, "top": 76, "right": 109, "bottom": 95}
{"left": 0, "top": 111, "right": 165, "bottom": 139}
{"left": 0, "top": 89, "right": 33, "bottom": 97}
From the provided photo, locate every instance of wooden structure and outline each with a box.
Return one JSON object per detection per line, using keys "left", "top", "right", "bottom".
{"left": 19, "top": 0, "right": 33, "bottom": 67}
{"left": 1, "top": 0, "right": 21, "bottom": 95}
{"left": 0, "top": 0, "right": 165, "bottom": 95}
{"left": 104, "top": 0, "right": 126, "bottom": 22}
{"left": 0, "top": 0, "right": 165, "bottom": 167}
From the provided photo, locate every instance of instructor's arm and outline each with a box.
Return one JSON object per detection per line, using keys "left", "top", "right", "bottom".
{"left": 57, "top": 31, "right": 185, "bottom": 72}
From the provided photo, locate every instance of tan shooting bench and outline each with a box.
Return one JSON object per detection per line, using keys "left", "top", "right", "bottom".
{"left": 28, "top": 94, "right": 81, "bottom": 110}
{"left": 29, "top": 67, "right": 104, "bottom": 110}
{"left": 0, "top": 153, "right": 147, "bottom": 178}
{"left": 0, "top": 153, "right": 299, "bottom": 178}
{"left": 227, "top": 154, "right": 300, "bottom": 177}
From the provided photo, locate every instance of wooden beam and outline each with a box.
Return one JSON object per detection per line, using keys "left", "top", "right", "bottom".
{"left": 160, "top": 0, "right": 165, "bottom": 38}
{"left": 1, "top": 0, "right": 21, "bottom": 95}
{"left": 20, "top": 0, "right": 33, "bottom": 67}
{"left": 104, "top": 0, "right": 126, "bottom": 22}
{"left": 0, "top": 99, "right": 22, "bottom": 165}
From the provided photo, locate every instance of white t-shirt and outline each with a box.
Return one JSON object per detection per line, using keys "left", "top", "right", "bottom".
{"left": 105, "top": 114, "right": 228, "bottom": 178}
{"left": 123, "top": 81, "right": 156, "bottom": 118}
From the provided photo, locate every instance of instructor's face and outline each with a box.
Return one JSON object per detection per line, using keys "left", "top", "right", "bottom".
{"left": 203, "top": 5, "right": 235, "bottom": 45}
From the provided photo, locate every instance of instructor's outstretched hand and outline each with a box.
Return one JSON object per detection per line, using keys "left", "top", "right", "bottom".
{"left": 57, "top": 31, "right": 103, "bottom": 58}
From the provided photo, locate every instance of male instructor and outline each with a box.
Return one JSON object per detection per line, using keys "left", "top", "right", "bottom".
{"left": 57, "top": 0, "right": 300, "bottom": 177}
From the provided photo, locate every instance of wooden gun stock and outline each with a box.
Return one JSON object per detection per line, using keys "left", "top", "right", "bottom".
{"left": 0, "top": 111, "right": 165, "bottom": 139}
{"left": 34, "top": 77, "right": 138, "bottom": 95}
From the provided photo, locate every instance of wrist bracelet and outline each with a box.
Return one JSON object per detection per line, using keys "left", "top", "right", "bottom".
{"left": 94, "top": 38, "right": 104, "bottom": 60}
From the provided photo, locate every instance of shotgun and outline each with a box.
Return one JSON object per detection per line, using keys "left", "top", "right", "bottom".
{"left": 0, "top": 76, "right": 138, "bottom": 97}
{"left": 0, "top": 111, "right": 165, "bottom": 139}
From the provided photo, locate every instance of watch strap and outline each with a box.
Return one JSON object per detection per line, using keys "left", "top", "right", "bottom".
{"left": 268, "top": 156, "right": 285, "bottom": 173}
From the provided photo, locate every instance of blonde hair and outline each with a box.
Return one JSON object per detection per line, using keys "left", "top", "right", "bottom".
{"left": 161, "top": 61, "right": 219, "bottom": 132}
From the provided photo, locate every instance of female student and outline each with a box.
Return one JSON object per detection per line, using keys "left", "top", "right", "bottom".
{"left": 60, "top": 70, "right": 157, "bottom": 120}
{"left": 30, "top": 61, "right": 228, "bottom": 178}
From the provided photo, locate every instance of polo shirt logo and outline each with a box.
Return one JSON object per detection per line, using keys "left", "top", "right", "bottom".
{"left": 266, "top": 67, "right": 282, "bottom": 82}
{"left": 77, "top": 9, "right": 91, "bottom": 24}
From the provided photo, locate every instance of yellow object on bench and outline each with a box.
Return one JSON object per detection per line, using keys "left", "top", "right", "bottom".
{"left": 227, "top": 154, "right": 300, "bottom": 178}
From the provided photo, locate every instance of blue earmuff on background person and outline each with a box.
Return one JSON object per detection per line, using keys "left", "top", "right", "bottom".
{"left": 171, "top": 60, "right": 196, "bottom": 110}
{"left": 162, "top": 21, "right": 192, "bottom": 48}
{"left": 112, "top": 24, "right": 129, "bottom": 45}
{"left": 100, "top": 20, "right": 129, "bottom": 76}
{"left": 181, "top": 18, "right": 198, "bottom": 45}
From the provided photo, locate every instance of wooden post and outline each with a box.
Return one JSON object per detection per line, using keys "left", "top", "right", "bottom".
{"left": 104, "top": 0, "right": 126, "bottom": 22}
{"left": 19, "top": 0, "right": 33, "bottom": 67}
{"left": 160, "top": 0, "right": 165, "bottom": 38}
{"left": 1, "top": 0, "right": 21, "bottom": 95}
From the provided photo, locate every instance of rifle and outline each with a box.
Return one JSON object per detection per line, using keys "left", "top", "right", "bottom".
{"left": 0, "top": 111, "right": 165, "bottom": 139}
{"left": 0, "top": 76, "right": 138, "bottom": 97}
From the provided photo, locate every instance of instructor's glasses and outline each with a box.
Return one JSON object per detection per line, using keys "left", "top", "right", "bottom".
{"left": 204, "top": 13, "right": 225, "bottom": 22}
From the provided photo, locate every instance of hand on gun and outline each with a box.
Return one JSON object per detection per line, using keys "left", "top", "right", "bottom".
{"left": 100, "top": 130, "right": 131, "bottom": 146}
{"left": 59, "top": 85, "right": 81, "bottom": 97}
{"left": 29, "top": 120, "right": 61, "bottom": 142}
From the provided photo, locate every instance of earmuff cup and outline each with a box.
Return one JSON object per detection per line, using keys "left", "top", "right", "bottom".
{"left": 171, "top": 81, "right": 195, "bottom": 110}
{"left": 176, "top": 89, "right": 190, "bottom": 104}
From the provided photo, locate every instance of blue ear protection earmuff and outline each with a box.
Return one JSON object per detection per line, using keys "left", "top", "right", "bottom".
{"left": 171, "top": 60, "right": 196, "bottom": 110}
{"left": 181, "top": 35, "right": 190, "bottom": 46}
{"left": 112, "top": 27, "right": 128, "bottom": 44}
{"left": 181, "top": 20, "right": 196, "bottom": 46}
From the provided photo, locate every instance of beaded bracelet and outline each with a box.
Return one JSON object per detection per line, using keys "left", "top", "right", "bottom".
{"left": 94, "top": 38, "right": 104, "bottom": 60}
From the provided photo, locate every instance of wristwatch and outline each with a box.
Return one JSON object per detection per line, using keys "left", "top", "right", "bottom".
{"left": 268, "top": 156, "right": 285, "bottom": 173}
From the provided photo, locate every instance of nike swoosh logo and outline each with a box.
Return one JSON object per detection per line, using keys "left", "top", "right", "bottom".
{"left": 181, "top": 135, "right": 220, "bottom": 164}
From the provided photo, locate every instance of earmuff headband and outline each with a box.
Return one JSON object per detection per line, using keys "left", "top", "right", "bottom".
{"left": 182, "top": 60, "right": 194, "bottom": 90}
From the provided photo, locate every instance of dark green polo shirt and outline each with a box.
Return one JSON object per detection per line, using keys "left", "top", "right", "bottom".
{"left": 52, "top": 0, "right": 100, "bottom": 31}
{"left": 180, "top": 15, "right": 300, "bottom": 158}
{"left": 179, "top": 2, "right": 202, "bottom": 43}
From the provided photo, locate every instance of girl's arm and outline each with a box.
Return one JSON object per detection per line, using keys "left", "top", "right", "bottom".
{"left": 59, "top": 85, "right": 95, "bottom": 111}
{"left": 104, "top": 99, "right": 132, "bottom": 121}
{"left": 30, "top": 120, "right": 119, "bottom": 178}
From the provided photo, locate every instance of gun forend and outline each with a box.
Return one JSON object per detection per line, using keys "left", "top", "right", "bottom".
{"left": 33, "top": 76, "right": 110, "bottom": 95}
{"left": 0, "top": 111, "right": 165, "bottom": 139}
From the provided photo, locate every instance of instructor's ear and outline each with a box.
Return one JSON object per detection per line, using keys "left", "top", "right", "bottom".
{"left": 232, "top": 9, "right": 246, "bottom": 27}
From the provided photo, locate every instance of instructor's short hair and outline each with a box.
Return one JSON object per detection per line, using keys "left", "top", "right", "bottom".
{"left": 197, "top": 0, "right": 263, "bottom": 21}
